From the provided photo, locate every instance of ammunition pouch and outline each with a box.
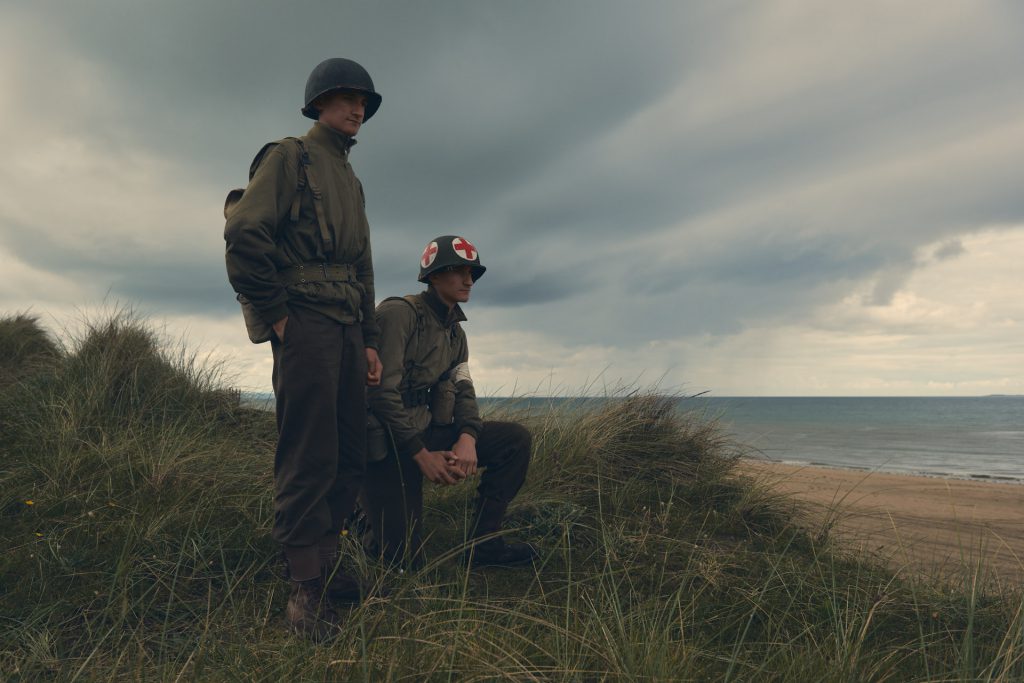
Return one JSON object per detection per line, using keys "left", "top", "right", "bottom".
{"left": 399, "top": 378, "right": 456, "bottom": 426}
{"left": 429, "top": 379, "right": 456, "bottom": 426}
{"left": 401, "top": 387, "right": 429, "bottom": 408}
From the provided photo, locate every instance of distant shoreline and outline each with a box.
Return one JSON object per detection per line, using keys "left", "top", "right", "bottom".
{"left": 743, "top": 456, "right": 1024, "bottom": 486}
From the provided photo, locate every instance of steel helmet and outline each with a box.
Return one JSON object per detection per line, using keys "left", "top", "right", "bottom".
{"left": 418, "top": 235, "right": 486, "bottom": 283}
{"left": 301, "top": 58, "right": 382, "bottom": 121}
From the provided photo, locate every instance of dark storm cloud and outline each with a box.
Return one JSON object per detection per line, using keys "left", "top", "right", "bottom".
{"left": 491, "top": 52, "right": 1024, "bottom": 246}
{"left": 471, "top": 266, "right": 596, "bottom": 308}
{"left": 38, "top": 1, "right": 701, "bottom": 185}
{"left": 5, "top": 0, "right": 710, "bottom": 315}
{"left": 634, "top": 234, "right": 900, "bottom": 295}
{"left": 0, "top": 213, "right": 236, "bottom": 315}
{"left": 3, "top": 1, "right": 1024, "bottom": 354}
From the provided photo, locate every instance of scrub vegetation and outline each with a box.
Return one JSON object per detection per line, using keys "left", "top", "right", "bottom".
{"left": 1, "top": 311, "right": 1022, "bottom": 682}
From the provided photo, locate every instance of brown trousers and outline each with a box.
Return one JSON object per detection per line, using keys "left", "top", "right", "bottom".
{"left": 359, "top": 420, "right": 531, "bottom": 565}
{"left": 270, "top": 305, "right": 367, "bottom": 548}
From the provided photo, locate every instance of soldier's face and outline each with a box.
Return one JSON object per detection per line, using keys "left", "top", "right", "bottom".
{"left": 430, "top": 266, "right": 475, "bottom": 306}
{"left": 318, "top": 91, "right": 367, "bottom": 136}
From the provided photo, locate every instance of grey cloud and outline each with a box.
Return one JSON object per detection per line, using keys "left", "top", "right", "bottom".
{"left": 623, "top": 231, "right": 900, "bottom": 297}
{"left": 0, "top": 214, "right": 233, "bottom": 316}
{"left": 498, "top": 65, "right": 1024, "bottom": 246}
{"left": 38, "top": 1, "right": 698, "bottom": 185}
{"left": 471, "top": 268, "right": 595, "bottom": 308}
{"left": 868, "top": 270, "right": 911, "bottom": 307}
{"left": 3, "top": 1, "right": 1024, "bottom": 365}
{"left": 110, "top": 266, "right": 238, "bottom": 316}
{"left": 933, "top": 239, "right": 966, "bottom": 261}
{"left": 479, "top": 272, "right": 856, "bottom": 348}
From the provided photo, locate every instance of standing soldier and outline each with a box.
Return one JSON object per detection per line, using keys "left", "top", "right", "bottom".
{"left": 362, "top": 236, "right": 538, "bottom": 569}
{"left": 224, "top": 58, "right": 384, "bottom": 641}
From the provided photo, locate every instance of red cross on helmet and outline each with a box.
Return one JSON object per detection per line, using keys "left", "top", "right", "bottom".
{"left": 417, "top": 235, "right": 486, "bottom": 283}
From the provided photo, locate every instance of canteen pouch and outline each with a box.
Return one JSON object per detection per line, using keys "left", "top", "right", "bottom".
{"left": 237, "top": 293, "right": 273, "bottom": 344}
{"left": 429, "top": 378, "right": 456, "bottom": 426}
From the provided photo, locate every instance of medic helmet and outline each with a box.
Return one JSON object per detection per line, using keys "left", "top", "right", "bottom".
{"left": 418, "top": 235, "right": 486, "bottom": 283}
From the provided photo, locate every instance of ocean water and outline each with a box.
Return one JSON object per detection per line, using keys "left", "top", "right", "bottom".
{"left": 693, "top": 396, "right": 1024, "bottom": 483}
{"left": 248, "top": 393, "right": 1023, "bottom": 483}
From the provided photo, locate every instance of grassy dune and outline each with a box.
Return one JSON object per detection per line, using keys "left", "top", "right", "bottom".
{"left": 1, "top": 312, "right": 1022, "bottom": 681}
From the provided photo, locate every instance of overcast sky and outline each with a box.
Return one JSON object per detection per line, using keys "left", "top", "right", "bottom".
{"left": 2, "top": 1, "right": 1021, "bottom": 396}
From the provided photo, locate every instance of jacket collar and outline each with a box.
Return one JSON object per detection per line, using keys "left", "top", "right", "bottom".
{"left": 421, "top": 288, "right": 466, "bottom": 327}
{"left": 306, "top": 122, "right": 356, "bottom": 158}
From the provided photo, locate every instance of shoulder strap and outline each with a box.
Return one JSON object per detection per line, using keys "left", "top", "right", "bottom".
{"left": 292, "top": 138, "right": 335, "bottom": 258}
{"left": 234, "top": 137, "right": 333, "bottom": 257}
{"left": 279, "top": 138, "right": 305, "bottom": 226}
{"left": 381, "top": 296, "right": 426, "bottom": 388}
{"left": 401, "top": 295, "right": 427, "bottom": 338}
{"left": 382, "top": 295, "right": 426, "bottom": 341}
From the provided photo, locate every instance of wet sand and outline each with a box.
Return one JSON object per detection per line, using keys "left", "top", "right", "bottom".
{"left": 742, "top": 461, "right": 1024, "bottom": 583}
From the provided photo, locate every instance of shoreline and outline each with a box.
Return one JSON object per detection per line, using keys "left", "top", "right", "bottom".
{"left": 741, "top": 459, "right": 1024, "bottom": 583}
{"left": 759, "top": 457, "right": 1024, "bottom": 486}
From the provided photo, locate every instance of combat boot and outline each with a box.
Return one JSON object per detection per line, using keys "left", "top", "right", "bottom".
{"left": 465, "top": 497, "right": 539, "bottom": 568}
{"left": 467, "top": 536, "right": 539, "bottom": 567}
{"left": 286, "top": 577, "right": 342, "bottom": 642}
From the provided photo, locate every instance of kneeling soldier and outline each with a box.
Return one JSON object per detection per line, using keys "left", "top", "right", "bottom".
{"left": 363, "top": 235, "right": 537, "bottom": 568}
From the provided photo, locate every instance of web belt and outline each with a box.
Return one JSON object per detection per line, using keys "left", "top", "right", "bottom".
{"left": 279, "top": 263, "right": 357, "bottom": 285}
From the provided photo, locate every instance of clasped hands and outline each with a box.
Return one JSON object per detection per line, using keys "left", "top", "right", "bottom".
{"left": 413, "top": 433, "right": 478, "bottom": 485}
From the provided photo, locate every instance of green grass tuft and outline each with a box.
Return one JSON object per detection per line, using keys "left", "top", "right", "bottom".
{"left": 0, "top": 313, "right": 61, "bottom": 387}
{"left": 1, "top": 311, "right": 1021, "bottom": 681}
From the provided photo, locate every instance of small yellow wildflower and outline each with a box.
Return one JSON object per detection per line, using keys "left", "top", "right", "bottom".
{"left": 340, "top": 530, "right": 349, "bottom": 536}
{"left": 34, "top": 532, "right": 43, "bottom": 537}
{"left": 25, "top": 500, "right": 34, "bottom": 506}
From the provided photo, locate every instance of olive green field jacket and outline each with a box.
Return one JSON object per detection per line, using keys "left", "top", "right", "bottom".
{"left": 367, "top": 290, "right": 483, "bottom": 460}
{"left": 224, "top": 122, "right": 380, "bottom": 348}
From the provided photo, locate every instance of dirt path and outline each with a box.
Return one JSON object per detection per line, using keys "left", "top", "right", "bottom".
{"left": 742, "top": 461, "right": 1024, "bottom": 584}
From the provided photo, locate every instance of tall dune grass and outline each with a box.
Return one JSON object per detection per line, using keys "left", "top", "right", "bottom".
{"left": 1, "top": 312, "right": 1021, "bottom": 681}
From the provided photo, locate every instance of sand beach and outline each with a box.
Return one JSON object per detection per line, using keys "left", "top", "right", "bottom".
{"left": 744, "top": 461, "right": 1024, "bottom": 583}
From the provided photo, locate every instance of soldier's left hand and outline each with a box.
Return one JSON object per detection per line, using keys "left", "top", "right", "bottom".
{"left": 365, "top": 348, "right": 383, "bottom": 386}
{"left": 452, "top": 433, "right": 478, "bottom": 477}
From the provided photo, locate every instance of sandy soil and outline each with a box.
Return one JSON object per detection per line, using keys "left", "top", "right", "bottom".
{"left": 741, "top": 461, "right": 1024, "bottom": 584}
